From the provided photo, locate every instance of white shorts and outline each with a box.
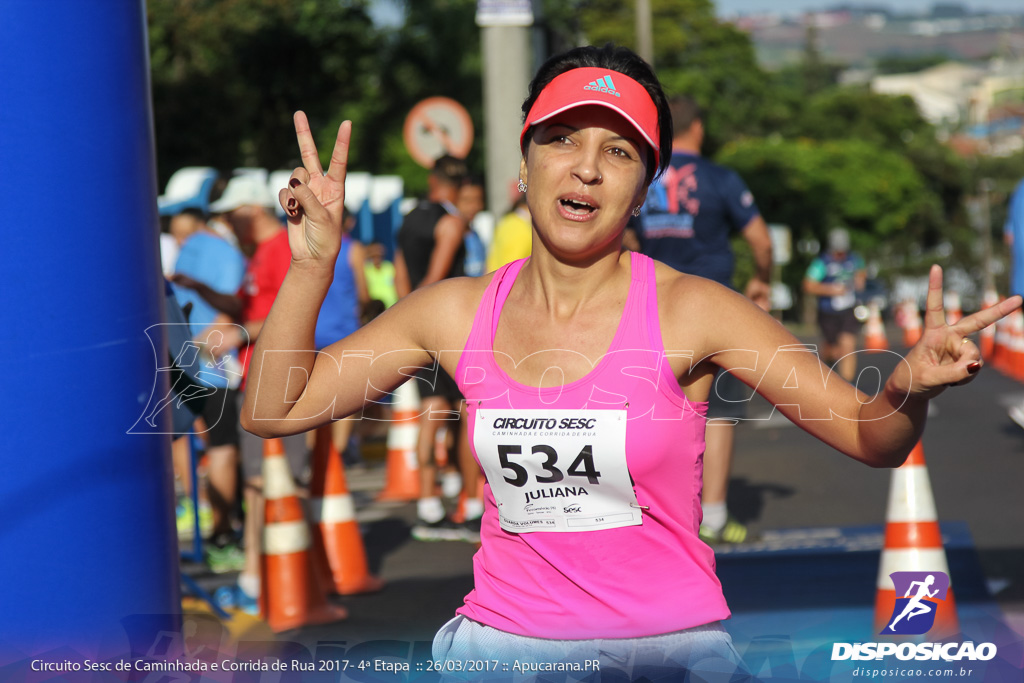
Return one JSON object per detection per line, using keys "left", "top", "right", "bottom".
{"left": 431, "top": 615, "right": 748, "bottom": 682}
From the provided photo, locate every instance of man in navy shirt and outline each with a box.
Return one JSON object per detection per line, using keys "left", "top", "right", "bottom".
{"left": 636, "top": 96, "right": 772, "bottom": 545}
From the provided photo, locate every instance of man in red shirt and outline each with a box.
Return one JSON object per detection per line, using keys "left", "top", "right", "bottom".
{"left": 192, "top": 174, "right": 306, "bottom": 610}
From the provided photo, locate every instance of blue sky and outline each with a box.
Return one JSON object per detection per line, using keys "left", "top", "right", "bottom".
{"left": 715, "top": 0, "right": 1024, "bottom": 16}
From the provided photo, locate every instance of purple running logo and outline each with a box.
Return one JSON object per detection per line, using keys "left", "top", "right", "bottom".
{"left": 880, "top": 571, "right": 950, "bottom": 635}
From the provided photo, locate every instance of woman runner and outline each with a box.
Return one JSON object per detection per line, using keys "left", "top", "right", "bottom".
{"left": 243, "top": 44, "right": 1019, "bottom": 680}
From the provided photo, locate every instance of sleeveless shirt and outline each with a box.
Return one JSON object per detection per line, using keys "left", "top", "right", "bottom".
{"left": 452, "top": 252, "right": 729, "bottom": 639}
{"left": 397, "top": 199, "right": 465, "bottom": 289}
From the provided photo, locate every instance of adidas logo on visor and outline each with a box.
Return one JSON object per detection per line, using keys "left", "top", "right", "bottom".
{"left": 583, "top": 75, "right": 621, "bottom": 97}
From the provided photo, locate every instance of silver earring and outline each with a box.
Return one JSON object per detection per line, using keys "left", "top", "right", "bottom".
{"left": 517, "top": 179, "right": 527, "bottom": 193}
{"left": 632, "top": 205, "right": 642, "bottom": 217}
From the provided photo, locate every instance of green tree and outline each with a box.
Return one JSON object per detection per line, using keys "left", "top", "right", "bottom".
{"left": 148, "top": 0, "right": 489, "bottom": 199}
{"left": 148, "top": 0, "right": 380, "bottom": 186}
{"left": 568, "top": 0, "right": 771, "bottom": 154}
{"left": 352, "top": 0, "right": 484, "bottom": 197}
{"left": 779, "top": 87, "right": 969, "bottom": 250}
{"left": 718, "top": 137, "right": 934, "bottom": 290}
{"left": 783, "top": 88, "right": 933, "bottom": 149}
{"left": 874, "top": 53, "right": 951, "bottom": 75}
{"left": 800, "top": 23, "right": 832, "bottom": 94}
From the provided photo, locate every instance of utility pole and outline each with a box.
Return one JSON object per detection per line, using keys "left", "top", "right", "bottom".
{"left": 636, "top": 0, "right": 653, "bottom": 65}
{"left": 478, "top": 2, "right": 534, "bottom": 219}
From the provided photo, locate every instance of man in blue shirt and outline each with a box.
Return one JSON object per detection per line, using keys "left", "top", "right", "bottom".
{"left": 638, "top": 98, "right": 772, "bottom": 306}
{"left": 169, "top": 207, "right": 247, "bottom": 568}
{"left": 636, "top": 96, "right": 773, "bottom": 545}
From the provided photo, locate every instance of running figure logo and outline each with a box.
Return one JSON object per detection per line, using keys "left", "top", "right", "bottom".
{"left": 880, "top": 571, "right": 951, "bottom": 635}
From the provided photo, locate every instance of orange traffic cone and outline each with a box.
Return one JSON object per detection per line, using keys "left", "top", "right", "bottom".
{"left": 902, "top": 300, "right": 922, "bottom": 347}
{"left": 260, "top": 438, "right": 347, "bottom": 633}
{"left": 863, "top": 302, "right": 889, "bottom": 352}
{"left": 979, "top": 290, "right": 999, "bottom": 362}
{"left": 310, "top": 426, "right": 385, "bottom": 595}
{"left": 944, "top": 291, "right": 963, "bottom": 325}
{"left": 874, "top": 442, "right": 959, "bottom": 639}
{"left": 377, "top": 380, "right": 422, "bottom": 502}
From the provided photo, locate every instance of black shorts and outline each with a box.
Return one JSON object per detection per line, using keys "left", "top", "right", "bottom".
{"left": 707, "top": 370, "right": 750, "bottom": 421}
{"left": 414, "top": 365, "right": 463, "bottom": 404}
{"left": 198, "top": 387, "right": 240, "bottom": 448}
{"left": 818, "top": 309, "right": 860, "bottom": 345}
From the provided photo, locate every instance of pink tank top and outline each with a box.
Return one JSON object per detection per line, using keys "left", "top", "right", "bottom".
{"left": 453, "top": 251, "right": 729, "bottom": 638}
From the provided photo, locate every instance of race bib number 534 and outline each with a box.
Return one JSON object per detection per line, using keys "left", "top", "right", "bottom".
{"left": 474, "top": 409, "right": 641, "bottom": 533}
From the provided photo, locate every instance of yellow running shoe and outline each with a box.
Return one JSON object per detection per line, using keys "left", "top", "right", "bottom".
{"left": 699, "top": 515, "right": 750, "bottom": 544}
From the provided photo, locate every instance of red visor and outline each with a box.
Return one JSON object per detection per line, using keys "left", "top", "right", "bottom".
{"left": 520, "top": 67, "right": 660, "bottom": 167}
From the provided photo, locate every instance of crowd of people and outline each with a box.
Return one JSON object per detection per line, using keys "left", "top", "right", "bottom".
{"left": 161, "top": 151, "right": 533, "bottom": 608}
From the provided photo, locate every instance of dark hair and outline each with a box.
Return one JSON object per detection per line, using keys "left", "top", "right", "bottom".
{"left": 177, "top": 207, "right": 207, "bottom": 222}
{"left": 460, "top": 174, "right": 486, "bottom": 203}
{"left": 342, "top": 207, "right": 356, "bottom": 229}
{"left": 521, "top": 44, "right": 672, "bottom": 183}
{"left": 431, "top": 154, "right": 468, "bottom": 186}
{"left": 669, "top": 96, "right": 702, "bottom": 135}
{"left": 360, "top": 299, "right": 387, "bottom": 326}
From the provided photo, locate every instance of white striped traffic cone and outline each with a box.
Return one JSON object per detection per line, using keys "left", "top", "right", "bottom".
{"left": 377, "top": 380, "right": 422, "bottom": 501}
{"left": 260, "top": 438, "right": 347, "bottom": 633}
{"left": 902, "top": 300, "right": 922, "bottom": 347}
{"left": 863, "top": 302, "right": 889, "bottom": 352}
{"left": 874, "top": 442, "right": 959, "bottom": 638}
{"left": 944, "top": 291, "right": 963, "bottom": 325}
{"left": 310, "top": 426, "right": 385, "bottom": 595}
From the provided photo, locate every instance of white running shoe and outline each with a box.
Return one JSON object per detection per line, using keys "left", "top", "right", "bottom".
{"left": 441, "top": 471, "right": 463, "bottom": 499}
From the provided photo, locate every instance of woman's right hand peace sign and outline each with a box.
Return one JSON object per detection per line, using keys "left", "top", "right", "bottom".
{"left": 278, "top": 111, "right": 351, "bottom": 269}
{"left": 895, "top": 265, "right": 1022, "bottom": 400}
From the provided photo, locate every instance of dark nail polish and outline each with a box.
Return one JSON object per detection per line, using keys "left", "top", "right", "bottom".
{"left": 289, "top": 178, "right": 301, "bottom": 188}
{"left": 287, "top": 198, "right": 297, "bottom": 209}
{"left": 967, "top": 362, "right": 981, "bottom": 374}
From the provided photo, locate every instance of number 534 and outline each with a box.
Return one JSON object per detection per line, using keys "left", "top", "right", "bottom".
{"left": 496, "top": 444, "right": 602, "bottom": 487}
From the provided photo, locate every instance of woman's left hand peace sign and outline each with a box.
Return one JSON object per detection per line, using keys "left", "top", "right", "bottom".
{"left": 278, "top": 111, "right": 351, "bottom": 269}
{"left": 899, "top": 265, "right": 1021, "bottom": 399}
